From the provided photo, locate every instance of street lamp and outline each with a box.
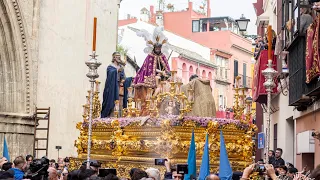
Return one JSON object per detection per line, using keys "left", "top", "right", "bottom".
{"left": 235, "top": 14, "right": 250, "bottom": 32}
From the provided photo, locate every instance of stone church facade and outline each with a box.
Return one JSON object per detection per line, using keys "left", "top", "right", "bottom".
{"left": 0, "top": 0, "right": 119, "bottom": 159}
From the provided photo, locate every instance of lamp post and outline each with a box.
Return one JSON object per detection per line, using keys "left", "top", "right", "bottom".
{"left": 235, "top": 14, "right": 250, "bottom": 32}
{"left": 262, "top": 25, "right": 278, "bottom": 166}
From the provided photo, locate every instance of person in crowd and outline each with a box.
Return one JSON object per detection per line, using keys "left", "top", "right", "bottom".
{"left": 2, "top": 162, "right": 12, "bottom": 171}
{"left": 300, "top": 7, "right": 313, "bottom": 35}
{"left": 309, "top": 165, "right": 320, "bottom": 180}
{"left": 257, "top": 159, "right": 264, "bottom": 165}
{"left": 12, "top": 156, "right": 27, "bottom": 180}
{"left": 48, "top": 167, "right": 59, "bottom": 180}
{"left": 286, "top": 163, "right": 294, "bottom": 169}
{"left": 132, "top": 169, "right": 148, "bottom": 180}
{"left": 145, "top": 167, "right": 161, "bottom": 180}
{"left": 0, "top": 171, "right": 14, "bottom": 179}
{"left": 164, "top": 159, "right": 184, "bottom": 180}
{"left": 268, "top": 150, "right": 275, "bottom": 165}
{"left": 60, "top": 168, "right": 68, "bottom": 180}
{"left": 50, "top": 159, "right": 56, "bottom": 168}
{"left": 242, "top": 164, "right": 277, "bottom": 180}
{"left": 272, "top": 148, "right": 285, "bottom": 167}
{"left": 287, "top": 168, "right": 298, "bottom": 179}
{"left": 206, "top": 174, "right": 220, "bottom": 180}
{"left": 278, "top": 165, "right": 288, "bottom": 176}
{"left": 25, "top": 155, "right": 33, "bottom": 165}
{"left": 130, "top": 168, "right": 139, "bottom": 179}
{"left": 0, "top": 157, "right": 8, "bottom": 171}
{"left": 64, "top": 157, "right": 70, "bottom": 170}
{"left": 104, "top": 174, "right": 120, "bottom": 180}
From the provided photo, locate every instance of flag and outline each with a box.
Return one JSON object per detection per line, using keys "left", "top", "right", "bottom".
{"left": 219, "top": 130, "right": 232, "bottom": 180}
{"left": 199, "top": 133, "right": 210, "bottom": 180}
{"left": 3, "top": 135, "right": 10, "bottom": 162}
{"left": 185, "top": 130, "right": 196, "bottom": 180}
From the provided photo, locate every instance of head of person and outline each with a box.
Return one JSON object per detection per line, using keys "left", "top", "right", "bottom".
{"left": 206, "top": 174, "right": 220, "bottom": 180}
{"left": 13, "top": 156, "right": 26, "bottom": 171}
{"left": 64, "top": 157, "right": 70, "bottom": 168}
{"left": 105, "top": 173, "right": 119, "bottom": 180}
{"left": 132, "top": 169, "right": 148, "bottom": 180}
{"left": 0, "top": 157, "right": 8, "bottom": 169}
{"left": 268, "top": 150, "right": 275, "bottom": 157}
{"left": 310, "top": 165, "right": 320, "bottom": 180}
{"left": 286, "top": 163, "right": 294, "bottom": 169}
{"left": 112, "top": 52, "right": 121, "bottom": 64}
{"left": 287, "top": 168, "right": 298, "bottom": 178}
{"left": 153, "top": 43, "right": 162, "bottom": 55}
{"left": 25, "top": 155, "right": 33, "bottom": 165}
{"left": 129, "top": 168, "right": 139, "bottom": 179}
{"left": 278, "top": 165, "right": 288, "bottom": 176}
{"left": 171, "top": 167, "right": 183, "bottom": 180}
{"left": 2, "top": 162, "right": 13, "bottom": 171}
{"left": 300, "top": 7, "right": 310, "bottom": 15}
{"left": 189, "top": 74, "right": 199, "bottom": 82}
{"left": 48, "top": 167, "right": 58, "bottom": 179}
{"left": 145, "top": 168, "right": 160, "bottom": 180}
{"left": 61, "top": 168, "right": 68, "bottom": 180}
{"left": 275, "top": 148, "right": 283, "bottom": 158}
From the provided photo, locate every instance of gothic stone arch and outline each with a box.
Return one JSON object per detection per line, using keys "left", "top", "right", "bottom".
{"left": 0, "top": 0, "right": 36, "bottom": 158}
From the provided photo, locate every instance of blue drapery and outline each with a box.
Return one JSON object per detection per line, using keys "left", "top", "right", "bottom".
{"left": 101, "top": 65, "right": 125, "bottom": 118}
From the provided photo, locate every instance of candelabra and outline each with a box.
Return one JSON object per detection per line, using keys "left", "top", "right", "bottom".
{"left": 233, "top": 76, "right": 252, "bottom": 122}
{"left": 114, "top": 87, "right": 142, "bottom": 118}
{"left": 115, "top": 71, "right": 194, "bottom": 118}
{"left": 85, "top": 51, "right": 101, "bottom": 169}
{"left": 262, "top": 59, "right": 277, "bottom": 166}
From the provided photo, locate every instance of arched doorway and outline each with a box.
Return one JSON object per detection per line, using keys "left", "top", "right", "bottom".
{"left": 202, "top": 70, "right": 206, "bottom": 79}
{"left": 182, "top": 63, "right": 187, "bottom": 81}
{"left": 189, "top": 65, "right": 194, "bottom": 78}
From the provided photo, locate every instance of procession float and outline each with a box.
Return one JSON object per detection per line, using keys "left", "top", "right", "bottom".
{"left": 70, "top": 21, "right": 257, "bottom": 178}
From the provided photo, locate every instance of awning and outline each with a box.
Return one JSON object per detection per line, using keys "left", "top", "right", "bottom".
{"left": 256, "top": 11, "right": 269, "bottom": 26}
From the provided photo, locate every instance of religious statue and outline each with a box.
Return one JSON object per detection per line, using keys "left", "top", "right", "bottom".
{"left": 101, "top": 52, "right": 126, "bottom": 118}
{"left": 165, "top": 100, "right": 175, "bottom": 115}
{"left": 132, "top": 27, "right": 171, "bottom": 115}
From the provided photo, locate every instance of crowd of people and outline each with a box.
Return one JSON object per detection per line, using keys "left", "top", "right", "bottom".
{"left": 0, "top": 150, "right": 319, "bottom": 180}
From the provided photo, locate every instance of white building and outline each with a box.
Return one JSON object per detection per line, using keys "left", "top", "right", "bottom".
{"left": 0, "top": 0, "right": 119, "bottom": 159}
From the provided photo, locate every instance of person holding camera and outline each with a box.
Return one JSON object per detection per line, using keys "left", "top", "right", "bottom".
{"left": 241, "top": 164, "right": 277, "bottom": 180}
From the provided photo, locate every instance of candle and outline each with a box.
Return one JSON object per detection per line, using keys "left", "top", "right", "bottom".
{"left": 95, "top": 81, "right": 100, "bottom": 91}
{"left": 83, "top": 105, "right": 87, "bottom": 114}
{"left": 114, "top": 100, "right": 119, "bottom": 111}
{"left": 136, "top": 99, "right": 141, "bottom": 110}
{"left": 128, "top": 87, "right": 134, "bottom": 98}
{"left": 267, "top": 25, "right": 272, "bottom": 60}
{"left": 92, "top": 17, "right": 97, "bottom": 52}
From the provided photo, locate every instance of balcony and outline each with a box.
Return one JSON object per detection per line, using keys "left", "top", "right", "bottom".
{"left": 288, "top": 36, "right": 313, "bottom": 107}
{"left": 238, "top": 74, "right": 252, "bottom": 89}
{"left": 214, "top": 67, "right": 230, "bottom": 84}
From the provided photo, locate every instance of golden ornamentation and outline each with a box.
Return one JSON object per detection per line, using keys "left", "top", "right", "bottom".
{"left": 73, "top": 75, "right": 256, "bottom": 178}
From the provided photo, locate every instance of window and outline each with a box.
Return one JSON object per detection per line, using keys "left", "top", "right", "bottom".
{"left": 192, "top": 20, "right": 200, "bottom": 32}
{"left": 234, "top": 60, "right": 238, "bottom": 79}
{"left": 243, "top": 63, "right": 247, "bottom": 87}
{"left": 274, "top": 123, "right": 278, "bottom": 150}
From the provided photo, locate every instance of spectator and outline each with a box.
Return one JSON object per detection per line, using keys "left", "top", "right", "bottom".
{"left": 145, "top": 168, "right": 160, "bottom": 180}
{"left": 206, "top": 174, "right": 220, "bottom": 180}
{"left": 272, "top": 148, "right": 285, "bottom": 167}
{"left": 278, "top": 165, "right": 288, "bottom": 176}
{"left": 131, "top": 169, "right": 148, "bottom": 180}
{"left": 2, "top": 162, "right": 12, "bottom": 171}
{"left": 268, "top": 150, "right": 275, "bottom": 164}
{"left": 105, "top": 174, "right": 119, "bottom": 180}
{"left": 49, "top": 159, "right": 56, "bottom": 168}
{"left": 0, "top": 157, "right": 8, "bottom": 171}
{"left": 300, "top": 7, "right": 313, "bottom": 35}
{"left": 287, "top": 168, "right": 298, "bottom": 178}
{"left": 309, "top": 165, "right": 320, "bottom": 180}
{"left": 12, "top": 156, "right": 27, "bottom": 180}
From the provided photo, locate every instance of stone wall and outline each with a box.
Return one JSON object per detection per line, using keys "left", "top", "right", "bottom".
{"left": 0, "top": 0, "right": 119, "bottom": 159}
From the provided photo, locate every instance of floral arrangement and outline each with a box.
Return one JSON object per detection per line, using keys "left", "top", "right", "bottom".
{"left": 81, "top": 115, "right": 251, "bottom": 130}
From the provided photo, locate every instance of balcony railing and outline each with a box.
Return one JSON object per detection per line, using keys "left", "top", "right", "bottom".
{"left": 237, "top": 74, "right": 252, "bottom": 89}
{"left": 214, "top": 67, "right": 229, "bottom": 83}
{"left": 287, "top": 36, "right": 320, "bottom": 107}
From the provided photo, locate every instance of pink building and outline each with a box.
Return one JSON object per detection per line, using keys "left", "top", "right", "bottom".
{"left": 160, "top": 1, "right": 253, "bottom": 109}
{"left": 118, "top": 1, "right": 253, "bottom": 111}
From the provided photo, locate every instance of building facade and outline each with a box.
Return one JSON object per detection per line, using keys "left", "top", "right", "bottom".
{"left": 253, "top": 0, "right": 320, "bottom": 168}
{"left": 0, "top": 0, "right": 119, "bottom": 159}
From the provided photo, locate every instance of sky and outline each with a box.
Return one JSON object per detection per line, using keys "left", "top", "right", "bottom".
{"left": 119, "top": 0, "right": 257, "bottom": 35}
